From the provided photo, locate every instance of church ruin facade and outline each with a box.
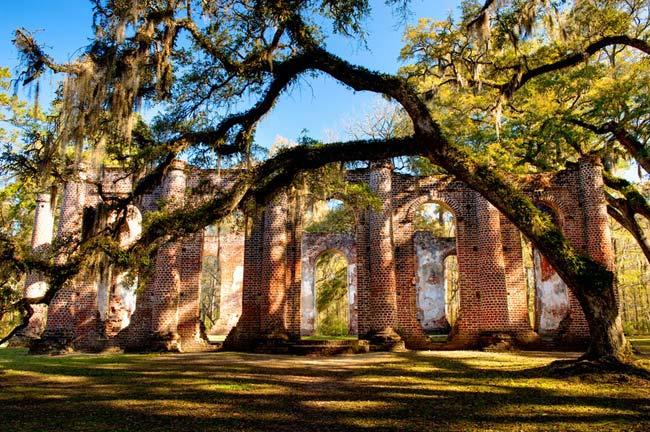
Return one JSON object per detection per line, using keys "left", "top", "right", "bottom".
{"left": 23, "top": 156, "right": 614, "bottom": 352}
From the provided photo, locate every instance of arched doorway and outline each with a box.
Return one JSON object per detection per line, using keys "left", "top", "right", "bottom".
{"left": 413, "top": 201, "right": 459, "bottom": 336}
{"left": 300, "top": 198, "right": 358, "bottom": 337}
{"left": 314, "top": 250, "right": 351, "bottom": 336}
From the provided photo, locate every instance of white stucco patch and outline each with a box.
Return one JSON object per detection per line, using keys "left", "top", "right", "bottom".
{"left": 534, "top": 250, "right": 570, "bottom": 335}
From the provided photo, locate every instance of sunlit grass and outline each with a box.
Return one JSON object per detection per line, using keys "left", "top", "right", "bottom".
{"left": 301, "top": 335, "right": 358, "bottom": 341}
{"left": 206, "top": 334, "right": 227, "bottom": 342}
{"left": 0, "top": 347, "right": 648, "bottom": 431}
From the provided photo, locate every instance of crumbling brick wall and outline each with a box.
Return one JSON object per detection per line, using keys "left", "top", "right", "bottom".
{"left": 33, "top": 157, "right": 613, "bottom": 352}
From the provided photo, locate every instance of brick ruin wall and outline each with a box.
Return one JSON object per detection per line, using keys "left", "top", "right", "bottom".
{"left": 27, "top": 156, "right": 614, "bottom": 352}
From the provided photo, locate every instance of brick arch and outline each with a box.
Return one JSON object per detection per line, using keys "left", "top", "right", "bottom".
{"left": 403, "top": 192, "right": 463, "bottom": 224}
{"left": 302, "top": 197, "right": 359, "bottom": 232}
{"left": 391, "top": 192, "right": 466, "bottom": 347}
{"left": 300, "top": 233, "right": 357, "bottom": 336}
{"left": 532, "top": 195, "right": 565, "bottom": 230}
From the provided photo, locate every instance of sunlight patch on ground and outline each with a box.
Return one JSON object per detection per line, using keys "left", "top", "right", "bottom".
{"left": 0, "top": 347, "right": 648, "bottom": 432}
{"left": 302, "top": 400, "right": 395, "bottom": 411}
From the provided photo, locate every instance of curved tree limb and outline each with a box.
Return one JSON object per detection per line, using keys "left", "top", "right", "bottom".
{"left": 500, "top": 36, "right": 650, "bottom": 98}
{"left": 278, "top": 32, "right": 626, "bottom": 359}
{"left": 603, "top": 172, "right": 650, "bottom": 220}
{"left": 0, "top": 136, "right": 423, "bottom": 342}
{"left": 571, "top": 119, "right": 650, "bottom": 174}
{"left": 606, "top": 192, "right": 650, "bottom": 263}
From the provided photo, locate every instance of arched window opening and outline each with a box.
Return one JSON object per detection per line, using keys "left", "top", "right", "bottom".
{"left": 304, "top": 198, "right": 355, "bottom": 233}
{"left": 413, "top": 201, "right": 458, "bottom": 337}
{"left": 314, "top": 250, "right": 350, "bottom": 336}
{"left": 414, "top": 202, "right": 455, "bottom": 237}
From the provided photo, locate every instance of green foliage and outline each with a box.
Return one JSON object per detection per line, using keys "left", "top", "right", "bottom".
{"left": 304, "top": 201, "right": 355, "bottom": 233}
{"left": 315, "top": 250, "right": 349, "bottom": 336}
{"left": 612, "top": 213, "right": 650, "bottom": 335}
{"left": 300, "top": 156, "right": 382, "bottom": 233}
{"left": 399, "top": 1, "right": 650, "bottom": 174}
{"left": 199, "top": 255, "right": 220, "bottom": 331}
{"left": 413, "top": 202, "right": 455, "bottom": 236}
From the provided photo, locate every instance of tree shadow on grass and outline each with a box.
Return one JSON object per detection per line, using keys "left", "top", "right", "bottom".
{"left": 0, "top": 349, "right": 648, "bottom": 432}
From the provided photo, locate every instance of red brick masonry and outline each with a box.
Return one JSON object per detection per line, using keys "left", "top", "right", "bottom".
{"left": 32, "top": 157, "right": 613, "bottom": 352}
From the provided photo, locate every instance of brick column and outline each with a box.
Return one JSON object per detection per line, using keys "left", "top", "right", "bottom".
{"left": 452, "top": 192, "right": 481, "bottom": 345}
{"left": 284, "top": 191, "right": 303, "bottom": 338}
{"left": 366, "top": 161, "right": 401, "bottom": 346}
{"left": 224, "top": 208, "right": 264, "bottom": 349}
{"left": 475, "top": 198, "right": 510, "bottom": 333}
{"left": 260, "top": 193, "right": 289, "bottom": 338}
{"left": 562, "top": 155, "right": 615, "bottom": 343}
{"left": 578, "top": 156, "right": 615, "bottom": 271}
{"left": 22, "top": 193, "right": 54, "bottom": 338}
{"left": 40, "top": 166, "right": 88, "bottom": 349}
{"left": 150, "top": 160, "right": 186, "bottom": 350}
{"left": 499, "top": 214, "right": 535, "bottom": 340}
{"left": 355, "top": 210, "right": 371, "bottom": 335}
{"left": 176, "top": 231, "right": 204, "bottom": 351}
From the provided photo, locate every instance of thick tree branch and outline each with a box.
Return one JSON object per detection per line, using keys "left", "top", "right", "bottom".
{"left": 172, "top": 53, "right": 311, "bottom": 152}
{"left": 501, "top": 36, "right": 650, "bottom": 98}
{"left": 134, "top": 136, "right": 422, "bottom": 249}
{"left": 281, "top": 36, "right": 621, "bottom": 360}
{"left": 572, "top": 119, "right": 650, "bottom": 174}
{"left": 607, "top": 194, "right": 650, "bottom": 263}
{"left": 604, "top": 173, "right": 650, "bottom": 220}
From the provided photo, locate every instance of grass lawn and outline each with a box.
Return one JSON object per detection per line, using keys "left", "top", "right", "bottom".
{"left": 301, "top": 335, "right": 358, "bottom": 341}
{"left": 0, "top": 348, "right": 648, "bottom": 432}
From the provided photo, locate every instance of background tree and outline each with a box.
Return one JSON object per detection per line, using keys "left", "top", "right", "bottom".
{"left": 0, "top": 67, "right": 51, "bottom": 339}
{"left": 314, "top": 250, "right": 349, "bottom": 336}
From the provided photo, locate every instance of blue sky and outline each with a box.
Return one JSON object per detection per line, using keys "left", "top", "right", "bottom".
{"left": 0, "top": 0, "right": 460, "bottom": 148}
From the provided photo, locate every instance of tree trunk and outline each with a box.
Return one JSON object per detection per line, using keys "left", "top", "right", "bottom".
{"left": 577, "top": 284, "right": 630, "bottom": 361}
